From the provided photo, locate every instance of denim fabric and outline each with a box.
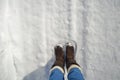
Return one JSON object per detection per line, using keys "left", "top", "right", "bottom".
{"left": 49, "top": 68, "right": 64, "bottom": 80}
{"left": 68, "top": 68, "right": 84, "bottom": 80}
{"left": 49, "top": 67, "right": 84, "bottom": 80}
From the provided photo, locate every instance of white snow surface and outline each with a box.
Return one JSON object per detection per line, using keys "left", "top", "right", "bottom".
{"left": 0, "top": 0, "right": 120, "bottom": 80}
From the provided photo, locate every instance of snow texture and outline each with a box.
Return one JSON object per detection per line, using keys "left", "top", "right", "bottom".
{"left": 0, "top": 0, "right": 120, "bottom": 80}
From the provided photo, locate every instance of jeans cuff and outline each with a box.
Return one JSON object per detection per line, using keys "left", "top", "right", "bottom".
{"left": 68, "top": 64, "right": 82, "bottom": 73}
{"left": 50, "top": 66, "right": 64, "bottom": 74}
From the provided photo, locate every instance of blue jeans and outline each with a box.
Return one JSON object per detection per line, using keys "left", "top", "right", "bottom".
{"left": 49, "top": 67, "right": 84, "bottom": 80}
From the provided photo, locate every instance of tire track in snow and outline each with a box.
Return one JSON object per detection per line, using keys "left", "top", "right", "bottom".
{"left": 66, "top": 0, "right": 72, "bottom": 39}
{"left": 67, "top": 0, "right": 77, "bottom": 40}
{"left": 4, "top": 0, "right": 18, "bottom": 80}
{"left": 36, "top": 0, "right": 47, "bottom": 66}
{"left": 81, "top": 0, "right": 89, "bottom": 77}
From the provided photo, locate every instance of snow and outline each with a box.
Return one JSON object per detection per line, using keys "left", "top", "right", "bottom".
{"left": 0, "top": 0, "right": 120, "bottom": 80}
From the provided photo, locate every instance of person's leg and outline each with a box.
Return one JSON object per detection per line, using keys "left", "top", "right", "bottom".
{"left": 67, "top": 65, "right": 84, "bottom": 80}
{"left": 49, "top": 66, "right": 64, "bottom": 80}
{"left": 66, "top": 43, "right": 84, "bottom": 80}
{"left": 49, "top": 45, "right": 65, "bottom": 80}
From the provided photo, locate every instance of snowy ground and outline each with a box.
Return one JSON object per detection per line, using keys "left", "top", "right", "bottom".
{"left": 0, "top": 0, "right": 120, "bottom": 80}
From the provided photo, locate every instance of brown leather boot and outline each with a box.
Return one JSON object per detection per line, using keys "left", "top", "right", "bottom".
{"left": 66, "top": 43, "right": 80, "bottom": 70}
{"left": 51, "top": 45, "right": 65, "bottom": 71}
